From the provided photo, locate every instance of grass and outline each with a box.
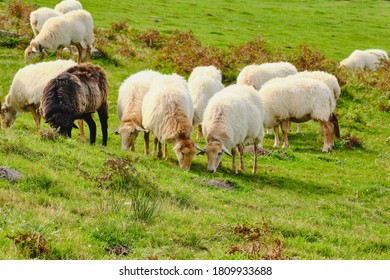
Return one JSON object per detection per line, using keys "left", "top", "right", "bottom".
{"left": 0, "top": 0, "right": 389, "bottom": 260}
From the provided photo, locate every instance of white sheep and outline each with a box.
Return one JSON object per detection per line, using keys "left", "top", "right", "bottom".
{"left": 236, "top": 62, "right": 298, "bottom": 90}
{"left": 24, "top": 9, "right": 94, "bottom": 64}
{"left": 339, "top": 49, "right": 388, "bottom": 70}
{"left": 188, "top": 65, "right": 222, "bottom": 84}
{"left": 54, "top": 0, "right": 83, "bottom": 14}
{"left": 259, "top": 78, "right": 339, "bottom": 152}
{"left": 1, "top": 60, "right": 76, "bottom": 128}
{"left": 116, "top": 70, "right": 162, "bottom": 153}
{"left": 142, "top": 74, "right": 197, "bottom": 170}
{"left": 188, "top": 75, "right": 224, "bottom": 140}
{"left": 29, "top": 7, "right": 62, "bottom": 37}
{"left": 267, "top": 70, "right": 341, "bottom": 134}
{"left": 198, "top": 84, "right": 264, "bottom": 173}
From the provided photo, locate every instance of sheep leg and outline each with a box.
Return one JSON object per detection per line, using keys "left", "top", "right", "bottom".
{"left": 26, "top": 105, "right": 40, "bottom": 128}
{"left": 273, "top": 126, "right": 280, "bottom": 148}
{"left": 231, "top": 147, "right": 238, "bottom": 174}
{"left": 75, "top": 43, "right": 83, "bottom": 64}
{"left": 144, "top": 131, "right": 150, "bottom": 155}
{"left": 77, "top": 120, "right": 85, "bottom": 143}
{"left": 152, "top": 137, "right": 158, "bottom": 158}
{"left": 163, "top": 143, "right": 169, "bottom": 159}
{"left": 56, "top": 47, "right": 63, "bottom": 60}
{"left": 83, "top": 114, "right": 96, "bottom": 145}
{"left": 197, "top": 124, "right": 203, "bottom": 140}
{"left": 237, "top": 143, "right": 246, "bottom": 172}
{"left": 320, "top": 121, "right": 334, "bottom": 153}
{"left": 97, "top": 105, "right": 108, "bottom": 146}
{"left": 281, "top": 120, "right": 290, "bottom": 149}
{"left": 330, "top": 113, "right": 340, "bottom": 139}
{"left": 253, "top": 138, "right": 259, "bottom": 173}
{"left": 86, "top": 45, "right": 91, "bottom": 62}
{"left": 296, "top": 123, "right": 302, "bottom": 133}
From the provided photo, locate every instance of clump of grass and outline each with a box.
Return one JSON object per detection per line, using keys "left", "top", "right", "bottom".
{"left": 340, "top": 134, "right": 364, "bottom": 149}
{"left": 136, "top": 29, "right": 163, "bottom": 49}
{"left": 226, "top": 221, "right": 285, "bottom": 260}
{"left": 39, "top": 129, "right": 59, "bottom": 141}
{"left": 288, "top": 44, "right": 337, "bottom": 72}
{"left": 6, "top": 232, "right": 53, "bottom": 259}
{"left": 0, "top": 0, "right": 36, "bottom": 37}
{"left": 95, "top": 156, "right": 161, "bottom": 221}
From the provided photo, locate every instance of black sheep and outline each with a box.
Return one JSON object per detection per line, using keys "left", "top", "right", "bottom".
{"left": 40, "top": 63, "right": 109, "bottom": 145}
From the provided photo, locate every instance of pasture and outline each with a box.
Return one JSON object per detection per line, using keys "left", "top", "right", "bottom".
{"left": 0, "top": 0, "right": 389, "bottom": 260}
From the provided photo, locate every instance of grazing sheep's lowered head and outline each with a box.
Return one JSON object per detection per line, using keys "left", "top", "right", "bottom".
{"left": 173, "top": 135, "right": 197, "bottom": 171}
{"left": 198, "top": 140, "right": 232, "bottom": 173}
{"left": 24, "top": 41, "right": 47, "bottom": 61}
{"left": 116, "top": 123, "right": 146, "bottom": 151}
{"left": 1, "top": 99, "right": 17, "bottom": 128}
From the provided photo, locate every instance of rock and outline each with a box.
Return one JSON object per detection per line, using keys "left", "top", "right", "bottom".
{"left": 0, "top": 166, "right": 23, "bottom": 183}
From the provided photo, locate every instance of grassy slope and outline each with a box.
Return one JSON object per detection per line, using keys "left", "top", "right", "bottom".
{"left": 0, "top": 0, "right": 389, "bottom": 260}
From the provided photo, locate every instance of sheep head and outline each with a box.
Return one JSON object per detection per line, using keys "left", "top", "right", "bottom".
{"left": 0, "top": 103, "right": 17, "bottom": 128}
{"left": 24, "top": 42, "right": 47, "bottom": 62}
{"left": 173, "top": 138, "right": 197, "bottom": 171}
{"left": 115, "top": 123, "right": 146, "bottom": 151}
{"left": 199, "top": 140, "right": 232, "bottom": 173}
{"left": 46, "top": 113, "right": 76, "bottom": 137}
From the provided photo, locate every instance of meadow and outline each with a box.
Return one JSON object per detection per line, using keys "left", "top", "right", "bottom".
{"left": 0, "top": 0, "right": 389, "bottom": 260}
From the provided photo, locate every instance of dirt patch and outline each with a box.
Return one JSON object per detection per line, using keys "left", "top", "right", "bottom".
{"left": 104, "top": 244, "right": 131, "bottom": 256}
{"left": 194, "top": 178, "right": 236, "bottom": 190}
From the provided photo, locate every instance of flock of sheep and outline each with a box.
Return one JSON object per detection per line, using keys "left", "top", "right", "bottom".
{"left": 1, "top": 0, "right": 389, "bottom": 174}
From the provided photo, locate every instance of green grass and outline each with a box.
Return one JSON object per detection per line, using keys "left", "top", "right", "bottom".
{"left": 0, "top": 0, "right": 389, "bottom": 260}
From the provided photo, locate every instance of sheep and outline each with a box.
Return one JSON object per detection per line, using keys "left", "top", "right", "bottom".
{"left": 198, "top": 84, "right": 264, "bottom": 174}
{"left": 188, "top": 75, "right": 224, "bottom": 140}
{"left": 115, "top": 70, "right": 162, "bottom": 153}
{"left": 259, "top": 77, "right": 339, "bottom": 152}
{"left": 54, "top": 0, "right": 83, "bottom": 14}
{"left": 39, "top": 63, "right": 108, "bottom": 146}
{"left": 141, "top": 74, "right": 198, "bottom": 170}
{"left": 236, "top": 62, "right": 298, "bottom": 90}
{"left": 24, "top": 9, "right": 94, "bottom": 64}
{"left": 188, "top": 65, "right": 222, "bottom": 84}
{"left": 339, "top": 49, "right": 388, "bottom": 70}
{"left": 1, "top": 60, "right": 76, "bottom": 129}
{"left": 30, "top": 7, "right": 62, "bottom": 37}
{"left": 267, "top": 70, "right": 341, "bottom": 135}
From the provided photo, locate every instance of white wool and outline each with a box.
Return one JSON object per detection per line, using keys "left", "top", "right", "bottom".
{"left": 188, "top": 75, "right": 224, "bottom": 126}
{"left": 340, "top": 49, "right": 388, "bottom": 70}
{"left": 188, "top": 65, "right": 222, "bottom": 83}
{"left": 28, "top": 9, "right": 93, "bottom": 52}
{"left": 2, "top": 60, "right": 76, "bottom": 124}
{"left": 142, "top": 74, "right": 194, "bottom": 143}
{"left": 30, "top": 7, "right": 62, "bottom": 36}
{"left": 54, "top": 0, "right": 83, "bottom": 14}
{"left": 117, "top": 70, "right": 162, "bottom": 121}
{"left": 202, "top": 84, "right": 264, "bottom": 150}
{"left": 268, "top": 70, "right": 341, "bottom": 101}
{"left": 237, "top": 62, "right": 298, "bottom": 90}
{"left": 259, "top": 78, "right": 335, "bottom": 129}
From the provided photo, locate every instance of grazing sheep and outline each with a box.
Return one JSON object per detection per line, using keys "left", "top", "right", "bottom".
{"left": 267, "top": 70, "right": 341, "bottom": 135}
{"left": 116, "top": 70, "right": 162, "bottom": 153}
{"left": 30, "top": 7, "right": 62, "bottom": 37}
{"left": 188, "top": 75, "right": 224, "bottom": 140}
{"left": 142, "top": 74, "right": 197, "bottom": 170}
{"left": 259, "top": 78, "right": 339, "bottom": 152}
{"left": 39, "top": 63, "right": 108, "bottom": 145}
{"left": 237, "top": 62, "right": 298, "bottom": 90}
{"left": 198, "top": 84, "right": 264, "bottom": 173}
{"left": 1, "top": 60, "right": 76, "bottom": 128}
{"left": 54, "top": 0, "right": 83, "bottom": 14}
{"left": 24, "top": 9, "right": 94, "bottom": 64}
{"left": 339, "top": 49, "right": 389, "bottom": 70}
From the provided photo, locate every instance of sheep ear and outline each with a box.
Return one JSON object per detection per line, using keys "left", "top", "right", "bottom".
{"left": 134, "top": 124, "right": 147, "bottom": 132}
{"left": 173, "top": 143, "right": 182, "bottom": 151}
{"left": 222, "top": 145, "right": 232, "bottom": 157}
{"left": 31, "top": 46, "right": 38, "bottom": 53}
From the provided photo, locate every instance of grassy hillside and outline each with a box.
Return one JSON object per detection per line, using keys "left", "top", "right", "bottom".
{"left": 0, "top": 0, "right": 389, "bottom": 260}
